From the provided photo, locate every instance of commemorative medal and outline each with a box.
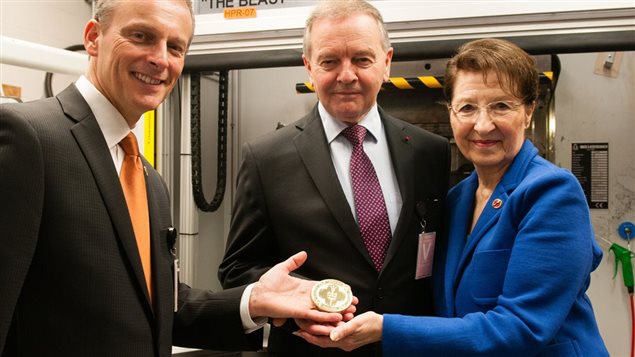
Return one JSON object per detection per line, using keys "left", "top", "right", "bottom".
{"left": 311, "top": 279, "right": 353, "bottom": 312}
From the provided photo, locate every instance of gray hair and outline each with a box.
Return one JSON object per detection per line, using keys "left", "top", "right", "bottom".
{"left": 303, "top": 0, "right": 391, "bottom": 58}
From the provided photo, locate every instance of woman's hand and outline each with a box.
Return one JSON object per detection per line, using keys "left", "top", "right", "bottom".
{"left": 294, "top": 311, "right": 383, "bottom": 352}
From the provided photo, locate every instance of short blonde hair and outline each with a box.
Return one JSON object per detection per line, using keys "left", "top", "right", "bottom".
{"left": 93, "top": 0, "right": 195, "bottom": 43}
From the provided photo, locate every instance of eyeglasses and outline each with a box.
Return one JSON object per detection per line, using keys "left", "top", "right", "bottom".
{"left": 447, "top": 100, "right": 524, "bottom": 123}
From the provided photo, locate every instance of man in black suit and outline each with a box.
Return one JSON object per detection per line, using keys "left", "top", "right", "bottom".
{"left": 0, "top": 1, "right": 350, "bottom": 356}
{"left": 219, "top": 0, "right": 451, "bottom": 355}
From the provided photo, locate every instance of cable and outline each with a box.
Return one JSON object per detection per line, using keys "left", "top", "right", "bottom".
{"left": 631, "top": 293, "right": 634, "bottom": 357}
{"left": 605, "top": 233, "right": 635, "bottom": 356}
{"left": 190, "top": 71, "right": 228, "bottom": 212}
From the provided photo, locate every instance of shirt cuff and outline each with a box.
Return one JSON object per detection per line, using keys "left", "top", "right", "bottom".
{"left": 240, "top": 283, "right": 268, "bottom": 334}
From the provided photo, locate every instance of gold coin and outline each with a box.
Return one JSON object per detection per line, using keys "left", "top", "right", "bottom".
{"left": 311, "top": 279, "right": 353, "bottom": 312}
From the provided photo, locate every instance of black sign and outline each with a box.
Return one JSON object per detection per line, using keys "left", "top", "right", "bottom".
{"left": 571, "top": 143, "right": 609, "bottom": 209}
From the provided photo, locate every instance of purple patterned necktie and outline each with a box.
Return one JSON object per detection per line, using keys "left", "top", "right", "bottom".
{"left": 342, "top": 125, "right": 392, "bottom": 271}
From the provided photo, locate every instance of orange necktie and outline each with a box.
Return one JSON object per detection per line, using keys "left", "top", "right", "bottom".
{"left": 119, "top": 132, "right": 152, "bottom": 300}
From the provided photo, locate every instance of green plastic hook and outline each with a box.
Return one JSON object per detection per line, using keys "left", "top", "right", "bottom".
{"left": 610, "top": 243, "right": 634, "bottom": 293}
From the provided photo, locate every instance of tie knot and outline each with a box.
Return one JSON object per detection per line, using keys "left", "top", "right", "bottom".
{"left": 119, "top": 132, "right": 140, "bottom": 156}
{"left": 341, "top": 125, "right": 367, "bottom": 147}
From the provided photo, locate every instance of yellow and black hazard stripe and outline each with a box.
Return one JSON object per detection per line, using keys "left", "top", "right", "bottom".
{"left": 384, "top": 76, "right": 444, "bottom": 90}
{"left": 542, "top": 71, "right": 554, "bottom": 82}
{"left": 295, "top": 76, "right": 444, "bottom": 93}
{"left": 296, "top": 82, "right": 316, "bottom": 93}
{"left": 296, "top": 72, "right": 553, "bottom": 93}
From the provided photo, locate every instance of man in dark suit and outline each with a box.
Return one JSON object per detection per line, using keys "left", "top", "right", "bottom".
{"left": 0, "top": 1, "right": 349, "bottom": 356}
{"left": 218, "top": 0, "right": 451, "bottom": 355}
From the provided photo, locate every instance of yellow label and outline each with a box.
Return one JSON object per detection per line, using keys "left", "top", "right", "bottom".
{"left": 224, "top": 7, "right": 257, "bottom": 19}
{"left": 143, "top": 110, "right": 155, "bottom": 168}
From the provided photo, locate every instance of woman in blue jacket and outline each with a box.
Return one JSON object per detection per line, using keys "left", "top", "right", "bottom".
{"left": 298, "top": 38, "right": 608, "bottom": 356}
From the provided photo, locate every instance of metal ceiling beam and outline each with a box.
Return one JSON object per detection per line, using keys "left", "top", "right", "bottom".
{"left": 184, "top": 7, "right": 635, "bottom": 72}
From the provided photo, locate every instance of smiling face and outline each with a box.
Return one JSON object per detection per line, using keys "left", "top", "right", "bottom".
{"left": 302, "top": 13, "right": 393, "bottom": 125}
{"left": 84, "top": 0, "right": 192, "bottom": 127}
{"left": 450, "top": 70, "right": 534, "bottom": 177}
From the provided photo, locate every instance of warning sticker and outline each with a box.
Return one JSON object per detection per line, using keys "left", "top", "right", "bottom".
{"left": 571, "top": 142, "right": 609, "bottom": 209}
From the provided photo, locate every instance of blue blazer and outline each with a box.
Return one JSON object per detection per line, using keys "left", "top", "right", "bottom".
{"left": 383, "top": 140, "right": 608, "bottom": 356}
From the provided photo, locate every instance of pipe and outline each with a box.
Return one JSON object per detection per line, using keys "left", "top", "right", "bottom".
{"left": 178, "top": 74, "right": 199, "bottom": 286}
{"left": 0, "top": 36, "right": 87, "bottom": 75}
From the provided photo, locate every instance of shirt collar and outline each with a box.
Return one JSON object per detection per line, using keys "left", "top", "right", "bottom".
{"left": 318, "top": 102, "right": 382, "bottom": 144}
{"left": 75, "top": 75, "right": 131, "bottom": 149}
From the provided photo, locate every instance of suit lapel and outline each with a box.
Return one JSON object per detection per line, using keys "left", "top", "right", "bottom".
{"left": 144, "top": 161, "right": 172, "bottom": 341}
{"left": 381, "top": 113, "right": 414, "bottom": 269}
{"left": 293, "top": 110, "right": 372, "bottom": 264}
{"left": 59, "top": 85, "right": 153, "bottom": 311}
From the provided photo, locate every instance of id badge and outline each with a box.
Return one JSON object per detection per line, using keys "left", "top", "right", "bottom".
{"left": 415, "top": 231, "right": 436, "bottom": 279}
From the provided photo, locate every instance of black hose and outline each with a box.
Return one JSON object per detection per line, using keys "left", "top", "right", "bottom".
{"left": 190, "top": 71, "right": 228, "bottom": 212}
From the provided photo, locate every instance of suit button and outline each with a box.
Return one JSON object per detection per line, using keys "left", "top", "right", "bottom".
{"left": 377, "top": 287, "right": 383, "bottom": 299}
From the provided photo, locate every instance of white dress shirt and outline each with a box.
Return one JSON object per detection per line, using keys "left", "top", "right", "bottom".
{"left": 318, "top": 102, "right": 403, "bottom": 234}
{"left": 74, "top": 76, "right": 263, "bottom": 333}
{"left": 75, "top": 76, "right": 130, "bottom": 174}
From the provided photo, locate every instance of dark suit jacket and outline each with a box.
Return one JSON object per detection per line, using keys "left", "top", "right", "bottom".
{"left": 0, "top": 84, "right": 257, "bottom": 357}
{"left": 219, "top": 105, "right": 450, "bottom": 356}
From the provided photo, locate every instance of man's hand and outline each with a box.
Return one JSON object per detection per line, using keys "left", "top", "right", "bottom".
{"left": 294, "top": 311, "right": 383, "bottom": 352}
{"left": 248, "top": 251, "right": 355, "bottom": 324}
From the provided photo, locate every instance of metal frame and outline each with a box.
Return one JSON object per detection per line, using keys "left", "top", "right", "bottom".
{"left": 185, "top": 7, "right": 635, "bottom": 71}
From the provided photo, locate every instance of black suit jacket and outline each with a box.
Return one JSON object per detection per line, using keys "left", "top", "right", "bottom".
{"left": 0, "top": 84, "right": 257, "bottom": 357}
{"left": 219, "top": 105, "right": 450, "bottom": 356}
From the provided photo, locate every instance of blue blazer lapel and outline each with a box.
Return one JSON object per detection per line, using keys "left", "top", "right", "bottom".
{"left": 59, "top": 85, "right": 153, "bottom": 310}
{"left": 443, "top": 173, "right": 476, "bottom": 314}
{"left": 453, "top": 176, "right": 508, "bottom": 295}
{"left": 452, "top": 140, "right": 538, "bottom": 294}
{"left": 293, "top": 108, "right": 369, "bottom": 262}
{"left": 457, "top": 187, "right": 508, "bottom": 270}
